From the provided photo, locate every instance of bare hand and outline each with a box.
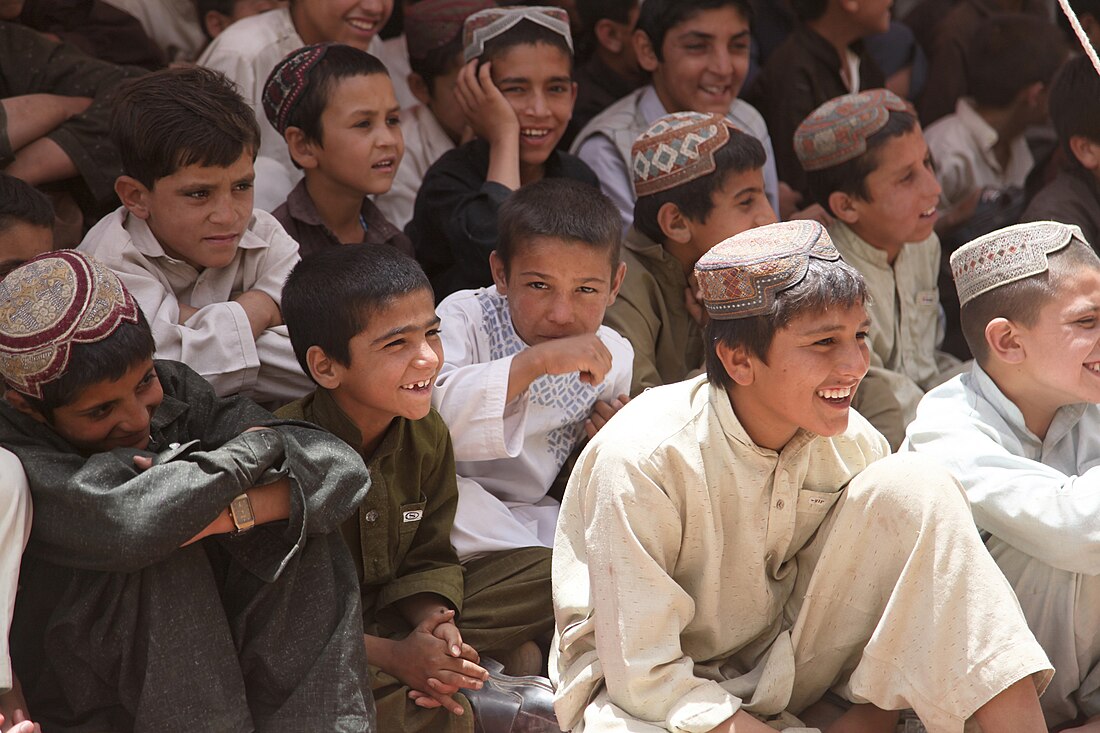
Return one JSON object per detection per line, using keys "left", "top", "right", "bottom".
{"left": 788, "top": 202, "right": 834, "bottom": 228}
{"left": 232, "top": 289, "right": 282, "bottom": 339}
{"left": 0, "top": 710, "right": 42, "bottom": 733}
{"left": 585, "top": 394, "right": 629, "bottom": 438}
{"left": 530, "top": 334, "right": 614, "bottom": 386}
{"left": 393, "top": 609, "right": 487, "bottom": 716}
{"left": 454, "top": 60, "right": 519, "bottom": 147}
{"left": 62, "top": 96, "right": 93, "bottom": 119}
{"left": 177, "top": 302, "right": 199, "bottom": 322}
{"left": 777, "top": 181, "right": 802, "bottom": 221}
{"left": 684, "top": 272, "right": 708, "bottom": 328}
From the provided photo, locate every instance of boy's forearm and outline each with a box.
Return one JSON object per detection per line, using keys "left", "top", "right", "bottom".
{"left": 484, "top": 134, "right": 521, "bottom": 191}
{"left": 363, "top": 633, "right": 397, "bottom": 676}
{"left": 1, "top": 93, "right": 85, "bottom": 152}
{"left": 182, "top": 476, "right": 293, "bottom": 546}
{"left": 507, "top": 348, "right": 544, "bottom": 402}
{"left": 5, "top": 137, "right": 78, "bottom": 185}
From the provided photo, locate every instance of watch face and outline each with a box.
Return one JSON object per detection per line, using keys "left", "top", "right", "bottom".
{"left": 231, "top": 494, "right": 255, "bottom": 528}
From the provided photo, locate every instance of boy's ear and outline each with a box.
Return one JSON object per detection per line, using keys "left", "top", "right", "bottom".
{"left": 408, "top": 72, "right": 432, "bottom": 107}
{"left": 633, "top": 29, "right": 659, "bottom": 73}
{"left": 4, "top": 389, "right": 47, "bottom": 424}
{"left": 115, "top": 175, "right": 153, "bottom": 220}
{"left": 715, "top": 340, "right": 755, "bottom": 386}
{"left": 489, "top": 250, "right": 510, "bottom": 294}
{"left": 657, "top": 201, "right": 692, "bottom": 245}
{"left": 827, "top": 190, "right": 859, "bottom": 225}
{"left": 203, "top": 10, "right": 232, "bottom": 38}
{"left": 606, "top": 260, "right": 627, "bottom": 305}
{"left": 985, "top": 317, "right": 1025, "bottom": 365}
{"left": 595, "top": 18, "right": 627, "bottom": 55}
{"left": 284, "top": 126, "right": 320, "bottom": 170}
{"left": 1069, "top": 135, "right": 1100, "bottom": 171}
{"left": 305, "top": 345, "right": 343, "bottom": 389}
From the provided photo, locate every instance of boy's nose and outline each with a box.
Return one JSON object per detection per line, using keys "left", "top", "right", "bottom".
{"left": 710, "top": 47, "right": 734, "bottom": 77}
{"left": 546, "top": 296, "right": 575, "bottom": 325}
{"left": 838, "top": 340, "right": 870, "bottom": 380}
{"left": 527, "top": 91, "right": 550, "bottom": 117}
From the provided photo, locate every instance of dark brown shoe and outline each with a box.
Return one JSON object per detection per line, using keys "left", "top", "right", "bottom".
{"left": 464, "top": 657, "right": 559, "bottom": 733}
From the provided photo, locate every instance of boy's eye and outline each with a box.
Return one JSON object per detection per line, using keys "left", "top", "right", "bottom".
{"left": 356, "top": 119, "right": 372, "bottom": 129}
{"left": 426, "top": 327, "right": 442, "bottom": 338}
{"left": 387, "top": 115, "right": 401, "bottom": 126}
{"left": 814, "top": 337, "right": 835, "bottom": 346}
{"left": 526, "top": 281, "right": 549, "bottom": 290}
{"left": 185, "top": 190, "right": 210, "bottom": 200}
{"left": 729, "top": 40, "right": 750, "bottom": 53}
{"left": 137, "top": 371, "right": 157, "bottom": 389}
{"left": 856, "top": 331, "right": 870, "bottom": 341}
{"left": 576, "top": 286, "right": 598, "bottom": 294}
{"left": 384, "top": 338, "right": 406, "bottom": 348}
{"left": 1077, "top": 317, "right": 1097, "bottom": 328}
{"left": 233, "top": 181, "right": 253, "bottom": 192}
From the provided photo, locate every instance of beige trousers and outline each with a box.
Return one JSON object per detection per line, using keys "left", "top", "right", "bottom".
{"left": 576, "top": 454, "right": 1052, "bottom": 733}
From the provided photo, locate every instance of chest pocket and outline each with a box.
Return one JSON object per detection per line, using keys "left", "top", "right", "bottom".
{"left": 789, "top": 488, "right": 843, "bottom": 552}
{"left": 395, "top": 496, "right": 427, "bottom": 564}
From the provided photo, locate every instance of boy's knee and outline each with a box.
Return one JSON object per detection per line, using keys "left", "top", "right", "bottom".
{"left": 845, "top": 453, "right": 967, "bottom": 523}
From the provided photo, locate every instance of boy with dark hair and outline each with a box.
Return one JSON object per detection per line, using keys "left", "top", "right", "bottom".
{"left": 433, "top": 178, "right": 631, "bottom": 558}
{"left": 278, "top": 244, "right": 557, "bottom": 731}
{"left": 560, "top": 0, "right": 645, "bottom": 148}
{"left": 408, "top": 5, "right": 599, "bottom": 300}
{"left": 924, "top": 14, "right": 1064, "bottom": 212}
{"left": 795, "top": 89, "right": 960, "bottom": 448}
{"left": 375, "top": 0, "right": 495, "bottom": 230}
{"left": 79, "top": 66, "right": 314, "bottom": 406}
{"left": 0, "top": 174, "right": 55, "bottom": 277}
{"left": 570, "top": 0, "right": 780, "bottom": 230}
{"left": 198, "top": 0, "right": 394, "bottom": 210}
{"left": 607, "top": 111, "right": 775, "bottom": 395}
{"left": 742, "top": 0, "right": 887, "bottom": 199}
{"left": 552, "top": 219, "right": 1053, "bottom": 733}
{"left": 264, "top": 43, "right": 413, "bottom": 257}
{"left": 906, "top": 221, "right": 1100, "bottom": 731}
{"left": 0, "top": 250, "right": 374, "bottom": 732}
{"left": 1021, "top": 56, "right": 1100, "bottom": 246}
{"left": 196, "top": 0, "right": 285, "bottom": 40}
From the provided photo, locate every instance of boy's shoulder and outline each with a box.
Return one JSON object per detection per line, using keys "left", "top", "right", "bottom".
{"left": 1021, "top": 165, "right": 1100, "bottom": 247}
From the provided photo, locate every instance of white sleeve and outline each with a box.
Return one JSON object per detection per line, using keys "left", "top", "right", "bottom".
{"left": 432, "top": 298, "right": 529, "bottom": 462}
{"left": 907, "top": 402, "right": 1100, "bottom": 575}
{"left": 0, "top": 449, "right": 31, "bottom": 693}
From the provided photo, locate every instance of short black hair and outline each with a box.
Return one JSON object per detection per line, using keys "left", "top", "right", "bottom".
{"left": 194, "top": 0, "right": 233, "bottom": 39}
{"left": 111, "top": 66, "right": 261, "bottom": 189}
{"left": 633, "top": 128, "right": 766, "bottom": 243}
{"left": 283, "top": 44, "right": 391, "bottom": 146}
{"left": 576, "top": 0, "right": 639, "bottom": 57}
{"left": 282, "top": 245, "right": 432, "bottom": 380}
{"left": 789, "top": 0, "right": 827, "bottom": 22}
{"left": 803, "top": 107, "right": 919, "bottom": 212}
{"left": 0, "top": 174, "right": 54, "bottom": 233}
{"left": 636, "top": 0, "right": 751, "bottom": 61}
{"left": 23, "top": 310, "right": 156, "bottom": 416}
{"left": 409, "top": 33, "right": 464, "bottom": 91}
{"left": 1050, "top": 55, "right": 1100, "bottom": 156}
{"left": 965, "top": 13, "right": 1065, "bottom": 108}
{"left": 479, "top": 17, "right": 574, "bottom": 72}
{"left": 496, "top": 178, "right": 622, "bottom": 273}
{"left": 705, "top": 256, "right": 868, "bottom": 388}
{"left": 960, "top": 237, "right": 1100, "bottom": 364}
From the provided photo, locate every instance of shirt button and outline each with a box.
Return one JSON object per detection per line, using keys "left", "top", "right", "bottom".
{"left": 364, "top": 510, "right": 379, "bottom": 523}
{"left": 775, "top": 499, "right": 785, "bottom": 510}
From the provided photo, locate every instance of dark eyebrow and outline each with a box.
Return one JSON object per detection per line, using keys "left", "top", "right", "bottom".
{"left": 496, "top": 76, "right": 530, "bottom": 85}
{"left": 797, "top": 318, "right": 872, "bottom": 337}
{"left": 370, "top": 316, "right": 442, "bottom": 345}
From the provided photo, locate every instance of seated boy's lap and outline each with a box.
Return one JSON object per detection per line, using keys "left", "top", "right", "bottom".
{"left": 551, "top": 221, "right": 1052, "bottom": 733}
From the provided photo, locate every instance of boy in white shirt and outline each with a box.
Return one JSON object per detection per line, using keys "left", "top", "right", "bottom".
{"left": 432, "top": 178, "right": 632, "bottom": 558}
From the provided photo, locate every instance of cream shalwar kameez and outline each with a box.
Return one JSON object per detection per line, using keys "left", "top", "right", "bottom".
{"left": 79, "top": 207, "right": 314, "bottom": 405}
{"left": 0, "top": 449, "right": 30, "bottom": 694}
{"left": 551, "top": 376, "right": 1051, "bottom": 733}
{"left": 906, "top": 364, "right": 1100, "bottom": 727}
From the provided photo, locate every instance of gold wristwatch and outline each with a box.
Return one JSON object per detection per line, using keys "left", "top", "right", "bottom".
{"left": 229, "top": 492, "right": 256, "bottom": 534}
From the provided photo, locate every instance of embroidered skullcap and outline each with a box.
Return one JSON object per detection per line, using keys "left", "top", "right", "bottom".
{"left": 695, "top": 220, "right": 840, "bottom": 320}
{"left": 462, "top": 6, "right": 573, "bottom": 62}
{"left": 950, "top": 221, "right": 1085, "bottom": 307}
{"left": 407, "top": 0, "right": 497, "bottom": 60}
{"left": 794, "top": 89, "right": 914, "bottom": 171}
{"left": 0, "top": 250, "right": 140, "bottom": 399}
{"left": 632, "top": 112, "right": 739, "bottom": 197}
{"left": 262, "top": 43, "right": 334, "bottom": 135}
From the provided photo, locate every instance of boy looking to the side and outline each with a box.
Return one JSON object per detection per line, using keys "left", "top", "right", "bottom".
{"left": 795, "top": 88, "right": 960, "bottom": 449}
{"left": 607, "top": 111, "right": 776, "bottom": 395}
{"left": 198, "top": 0, "right": 394, "bottom": 210}
{"left": 0, "top": 174, "right": 55, "bottom": 277}
{"left": 79, "top": 66, "right": 314, "bottom": 407}
{"left": 906, "top": 222, "right": 1100, "bottom": 731}
{"left": 1021, "top": 56, "right": 1100, "bottom": 247}
{"left": 375, "top": 0, "right": 496, "bottom": 230}
{"left": 264, "top": 43, "right": 413, "bottom": 258}
{"left": 551, "top": 219, "right": 1053, "bottom": 733}
{"left": 433, "top": 178, "right": 632, "bottom": 558}
{"left": 923, "top": 14, "right": 1064, "bottom": 214}
{"left": 408, "top": 5, "right": 599, "bottom": 301}
{"left": 570, "top": 0, "right": 780, "bottom": 230}
{"left": 1, "top": 251, "right": 374, "bottom": 732}
{"left": 277, "top": 244, "right": 556, "bottom": 730}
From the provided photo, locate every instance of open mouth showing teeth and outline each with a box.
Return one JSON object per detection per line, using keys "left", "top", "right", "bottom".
{"left": 817, "top": 386, "right": 853, "bottom": 400}
{"left": 700, "top": 85, "right": 728, "bottom": 96}
{"left": 347, "top": 18, "right": 376, "bottom": 31}
{"left": 921, "top": 206, "right": 937, "bottom": 217}
{"left": 400, "top": 378, "right": 433, "bottom": 391}
{"left": 1087, "top": 363, "right": 1100, "bottom": 373}
{"left": 372, "top": 159, "right": 395, "bottom": 169}
{"left": 521, "top": 129, "right": 549, "bottom": 138}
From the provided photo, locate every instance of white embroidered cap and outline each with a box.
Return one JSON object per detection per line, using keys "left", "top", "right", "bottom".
{"left": 950, "top": 221, "right": 1087, "bottom": 306}
{"left": 462, "top": 6, "right": 573, "bottom": 63}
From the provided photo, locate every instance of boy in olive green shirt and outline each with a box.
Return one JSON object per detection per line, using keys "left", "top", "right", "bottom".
{"left": 277, "top": 244, "right": 553, "bottom": 732}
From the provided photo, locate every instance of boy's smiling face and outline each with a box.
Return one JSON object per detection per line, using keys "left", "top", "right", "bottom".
{"left": 491, "top": 235, "right": 625, "bottom": 346}
{"left": 721, "top": 302, "right": 871, "bottom": 451}
{"left": 323, "top": 288, "right": 443, "bottom": 440}
{"left": 27, "top": 359, "right": 163, "bottom": 454}
{"left": 640, "top": 4, "right": 751, "bottom": 115}
{"left": 302, "top": 72, "right": 403, "bottom": 196}
{"left": 489, "top": 42, "right": 576, "bottom": 171}
{"left": 291, "top": 0, "right": 392, "bottom": 49}
{"left": 119, "top": 151, "right": 255, "bottom": 271}
{"left": 680, "top": 167, "right": 776, "bottom": 259}
{"left": 835, "top": 128, "right": 941, "bottom": 258}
